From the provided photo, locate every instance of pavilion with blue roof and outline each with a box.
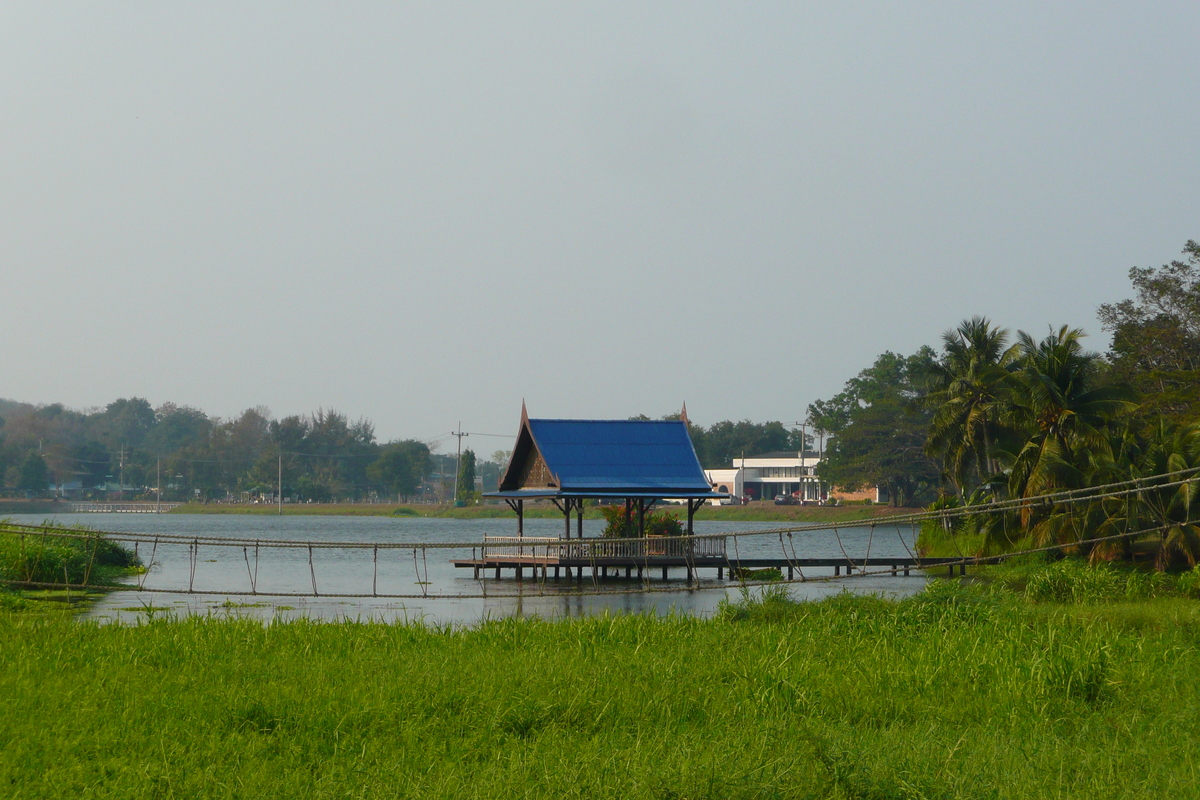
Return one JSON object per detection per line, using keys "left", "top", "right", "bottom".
{"left": 484, "top": 402, "right": 727, "bottom": 539}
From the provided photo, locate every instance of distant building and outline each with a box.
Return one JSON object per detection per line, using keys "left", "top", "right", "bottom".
{"left": 706, "top": 451, "right": 824, "bottom": 503}
{"left": 706, "top": 451, "right": 884, "bottom": 504}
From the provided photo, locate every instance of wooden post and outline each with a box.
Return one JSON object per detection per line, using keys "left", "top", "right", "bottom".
{"left": 625, "top": 566, "right": 631, "bottom": 578}
{"left": 516, "top": 566, "right": 523, "bottom": 581}
{"left": 517, "top": 499, "right": 524, "bottom": 537}
{"left": 564, "top": 498, "right": 571, "bottom": 539}
{"left": 637, "top": 499, "right": 646, "bottom": 538}
{"left": 495, "top": 566, "right": 501, "bottom": 579}
{"left": 577, "top": 501, "right": 584, "bottom": 538}
{"left": 687, "top": 499, "right": 695, "bottom": 536}
{"left": 662, "top": 566, "right": 668, "bottom": 581}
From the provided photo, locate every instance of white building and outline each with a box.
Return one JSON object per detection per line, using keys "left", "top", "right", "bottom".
{"left": 706, "top": 451, "right": 825, "bottom": 504}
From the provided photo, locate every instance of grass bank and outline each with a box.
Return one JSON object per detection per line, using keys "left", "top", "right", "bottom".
{"left": 3, "top": 572, "right": 1200, "bottom": 797}
{"left": 168, "top": 501, "right": 916, "bottom": 524}
{"left": 0, "top": 522, "right": 142, "bottom": 588}
{"left": 0, "top": 500, "right": 68, "bottom": 515}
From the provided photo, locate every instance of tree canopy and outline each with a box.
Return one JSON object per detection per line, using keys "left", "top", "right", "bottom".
{"left": 809, "top": 349, "right": 941, "bottom": 507}
{"left": 455, "top": 449, "right": 477, "bottom": 504}
{"left": 1098, "top": 240, "right": 1200, "bottom": 425}
{"left": 0, "top": 401, "right": 445, "bottom": 503}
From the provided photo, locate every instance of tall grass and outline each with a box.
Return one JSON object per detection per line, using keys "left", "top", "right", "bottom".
{"left": 0, "top": 523, "right": 141, "bottom": 586}
{"left": 3, "top": 577, "right": 1200, "bottom": 798}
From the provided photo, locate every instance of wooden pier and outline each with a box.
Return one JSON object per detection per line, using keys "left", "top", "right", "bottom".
{"left": 453, "top": 536, "right": 976, "bottom": 582}
{"left": 67, "top": 502, "right": 184, "bottom": 513}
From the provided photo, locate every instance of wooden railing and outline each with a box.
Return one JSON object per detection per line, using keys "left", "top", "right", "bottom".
{"left": 479, "top": 537, "right": 561, "bottom": 561}
{"left": 482, "top": 535, "right": 727, "bottom": 561}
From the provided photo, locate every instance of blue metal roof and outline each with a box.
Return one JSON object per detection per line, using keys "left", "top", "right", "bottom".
{"left": 489, "top": 418, "right": 721, "bottom": 498}
{"left": 530, "top": 419, "right": 709, "bottom": 491}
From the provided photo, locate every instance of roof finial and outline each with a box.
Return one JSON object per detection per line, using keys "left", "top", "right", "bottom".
{"left": 680, "top": 401, "right": 689, "bottom": 426}
{"left": 520, "top": 399, "right": 529, "bottom": 424}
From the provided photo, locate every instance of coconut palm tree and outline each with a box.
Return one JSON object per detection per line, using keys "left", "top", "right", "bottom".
{"left": 1006, "top": 326, "right": 1137, "bottom": 536}
{"left": 1091, "top": 421, "right": 1200, "bottom": 568}
{"left": 925, "top": 316, "right": 1019, "bottom": 493}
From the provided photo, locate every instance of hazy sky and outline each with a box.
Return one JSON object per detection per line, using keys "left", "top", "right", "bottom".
{"left": 3, "top": 3, "right": 1197, "bottom": 449}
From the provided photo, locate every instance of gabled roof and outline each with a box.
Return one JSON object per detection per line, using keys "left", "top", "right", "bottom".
{"left": 487, "top": 406, "right": 724, "bottom": 499}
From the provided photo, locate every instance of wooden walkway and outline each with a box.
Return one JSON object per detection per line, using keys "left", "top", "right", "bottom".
{"left": 452, "top": 554, "right": 978, "bottom": 582}
{"left": 67, "top": 502, "right": 184, "bottom": 513}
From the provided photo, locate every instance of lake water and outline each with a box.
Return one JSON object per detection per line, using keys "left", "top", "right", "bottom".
{"left": 8, "top": 513, "right": 929, "bottom": 625}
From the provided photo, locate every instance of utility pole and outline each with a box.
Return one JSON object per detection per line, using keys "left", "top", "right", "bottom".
{"left": 156, "top": 457, "right": 161, "bottom": 513}
{"left": 278, "top": 451, "right": 283, "bottom": 516}
{"left": 119, "top": 444, "right": 126, "bottom": 500}
{"left": 451, "top": 423, "right": 469, "bottom": 505}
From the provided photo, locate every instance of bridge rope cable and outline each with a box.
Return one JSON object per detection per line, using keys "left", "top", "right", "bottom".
{"left": 898, "top": 521, "right": 920, "bottom": 565}
{"left": 832, "top": 524, "right": 854, "bottom": 575}
{"left": 787, "top": 532, "right": 806, "bottom": 582}
{"left": 863, "top": 524, "right": 875, "bottom": 574}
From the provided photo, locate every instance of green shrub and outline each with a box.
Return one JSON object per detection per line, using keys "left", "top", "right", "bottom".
{"left": 599, "top": 507, "right": 682, "bottom": 538}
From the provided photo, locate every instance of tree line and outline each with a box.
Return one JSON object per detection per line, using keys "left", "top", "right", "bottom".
{"left": 810, "top": 240, "right": 1200, "bottom": 566}
{"left": 0, "top": 402, "right": 462, "bottom": 503}
{"left": 0, "top": 401, "right": 823, "bottom": 505}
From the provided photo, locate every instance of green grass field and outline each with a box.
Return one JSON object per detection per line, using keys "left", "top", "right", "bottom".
{"left": 3, "top": 569, "right": 1200, "bottom": 798}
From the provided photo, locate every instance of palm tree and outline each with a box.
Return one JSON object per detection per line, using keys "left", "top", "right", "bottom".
{"left": 1091, "top": 422, "right": 1200, "bottom": 568}
{"left": 925, "top": 316, "right": 1019, "bottom": 493}
{"left": 1006, "top": 326, "right": 1137, "bottom": 536}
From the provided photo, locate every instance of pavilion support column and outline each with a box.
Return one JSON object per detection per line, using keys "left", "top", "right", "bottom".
{"left": 637, "top": 499, "right": 646, "bottom": 538}
{"left": 687, "top": 499, "right": 697, "bottom": 536}
{"left": 563, "top": 498, "right": 571, "bottom": 539}
{"left": 577, "top": 501, "right": 584, "bottom": 538}
{"left": 517, "top": 499, "right": 524, "bottom": 538}
{"left": 625, "top": 498, "right": 632, "bottom": 536}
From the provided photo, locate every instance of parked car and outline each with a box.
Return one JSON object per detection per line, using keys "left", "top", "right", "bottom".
{"left": 774, "top": 494, "right": 798, "bottom": 506}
